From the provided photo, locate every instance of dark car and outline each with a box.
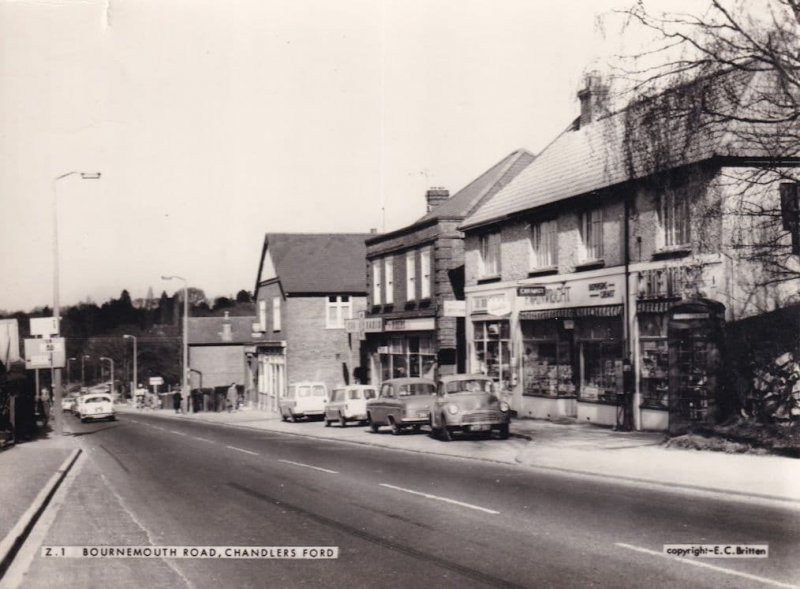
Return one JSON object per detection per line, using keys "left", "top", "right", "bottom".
{"left": 366, "top": 377, "right": 435, "bottom": 435}
{"left": 430, "top": 374, "right": 511, "bottom": 441}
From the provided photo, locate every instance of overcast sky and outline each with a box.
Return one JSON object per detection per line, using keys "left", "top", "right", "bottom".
{"left": 0, "top": 0, "right": 652, "bottom": 313}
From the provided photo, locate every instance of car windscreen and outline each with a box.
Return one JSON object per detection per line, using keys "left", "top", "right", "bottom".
{"left": 397, "top": 383, "right": 435, "bottom": 397}
{"left": 354, "top": 388, "right": 376, "bottom": 400}
{"left": 312, "top": 385, "right": 326, "bottom": 397}
{"left": 84, "top": 396, "right": 111, "bottom": 404}
{"left": 445, "top": 379, "right": 493, "bottom": 394}
{"left": 297, "top": 386, "right": 311, "bottom": 397}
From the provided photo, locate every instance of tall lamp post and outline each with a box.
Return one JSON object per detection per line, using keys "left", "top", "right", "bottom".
{"left": 52, "top": 170, "right": 101, "bottom": 436}
{"left": 81, "top": 354, "right": 91, "bottom": 388}
{"left": 162, "top": 275, "right": 190, "bottom": 413}
{"left": 100, "top": 356, "right": 115, "bottom": 401}
{"left": 67, "top": 357, "right": 77, "bottom": 385}
{"left": 123, "top": 334, "right": 137, "bottom": 401}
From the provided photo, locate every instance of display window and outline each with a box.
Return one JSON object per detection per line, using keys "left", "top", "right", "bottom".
{"left": 473, "top": 320, "right": 511, "bottom": 389}
{"left": 377, "top": 335, "right": 436, "bottom": 381}
{"left": 577, "top": 318, "right": 623, "bottom": 403}
{"left": 638, "top": 313, "right": 669, "bottom": 409}
{"left": 521, "top": 320, "right": 575, "bottom": 397}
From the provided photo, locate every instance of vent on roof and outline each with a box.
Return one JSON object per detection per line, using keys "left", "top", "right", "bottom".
{"left": 426, "top": 187, "right": 450, "bottom": 212}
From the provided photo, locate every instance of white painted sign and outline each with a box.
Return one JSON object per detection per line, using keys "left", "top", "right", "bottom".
{"left": 149, "top": 376, "right": 164, "bottom": 386}
{"left": 518, "top": 274, "right": 625, "bottom": 311}
{"left": 24, "top": 337, "right": 65, "bottom": 369}
{"left": 443, "top": 300, "right": 466, "bottom": 317}
{"left": 30, "top": 317, "right": 59, "bottom": 337}
{"left": 384, "top": 318, "right": 436, "bottom": 332}
{"left": 363, "top": 318, "right": 384, "bottom": 333}
{"left": 471, "top": 293, "right": 510, "bottom": 316}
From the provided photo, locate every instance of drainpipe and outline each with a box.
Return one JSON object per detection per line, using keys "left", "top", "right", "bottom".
{"left": 623, "top": 193, "right": 637, "bottom": 431}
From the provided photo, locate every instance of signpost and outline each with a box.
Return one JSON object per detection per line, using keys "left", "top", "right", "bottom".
{"left": 24, "top": 337, "right": 66, "bottom": 369}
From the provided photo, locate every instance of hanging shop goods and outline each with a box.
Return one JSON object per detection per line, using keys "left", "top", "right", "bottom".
{"left": 667, "top": 298, "right": 726, "bottom": 435}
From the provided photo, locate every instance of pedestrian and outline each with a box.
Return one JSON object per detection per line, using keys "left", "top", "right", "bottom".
{"left": 173, "top": 388, "right": 182, "bottom": 414}
{"left": 227, "top": 382, "right": 237, "bottom": 413}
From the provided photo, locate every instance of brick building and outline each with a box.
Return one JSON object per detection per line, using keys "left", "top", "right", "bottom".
{"left": 364, "top": 150, "right": 534, "bottom": 383}
{"left": 252, "top": 233, "right": 370, "bottom": 411}
{"left": 460, "top": 70, "right": 799, "bottom": 431}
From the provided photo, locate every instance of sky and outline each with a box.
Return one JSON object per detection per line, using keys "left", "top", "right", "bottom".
{"left": 0, "top": 0, "right": 654, "bottom": 313}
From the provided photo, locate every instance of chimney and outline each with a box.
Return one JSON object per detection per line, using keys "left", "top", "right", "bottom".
{"left": 369, "top": 227, "right": 378, "bottom": 234}
{"left": 426, "top": 187, "right": 449, "bottom": 213}
{"left": 578, "top": 73, "right": 608, "bottom": 127}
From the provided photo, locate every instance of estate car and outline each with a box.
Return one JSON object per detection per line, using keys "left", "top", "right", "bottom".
{"left": 279, "top": 382, "right": 328, "bottom": 422}
{"left": 324, "top": 384, "right": 377, "bottom": 427}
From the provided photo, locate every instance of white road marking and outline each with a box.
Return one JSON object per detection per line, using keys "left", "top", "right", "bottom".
{"left": 615, "top": 543, "right": 799, "bottom": 589}
{"left": 168, "top": 430, "right": 187, "bottom": 436}
{"left": 379, "top": 483, "right": 500, "bottom": 515}
{"left": 226, "top": 445, "right": 259, "bottom": 456}
{"left": 277, "top": 459, "right": 338, "bottom": 474}
{"left": 190, "top": 436, "right": 215, "bottom": 443}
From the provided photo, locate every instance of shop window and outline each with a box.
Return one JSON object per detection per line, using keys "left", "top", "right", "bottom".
{"left": 522, "top": 320, "right": 575, "bottom": 397}
{"left": 372, "top": 259, "right": 381, "bottom": 305}
{"left": 420, "top": 247, "right": 432, "bottom": 299}
{"left": 478, "top": 232, "right": 501, "bottom": 278}
{"left": 578, "top": 318, "right": 622, "bottom": 403}
{"left": 639, "top": 314, "right": 669, "bottom": 408}
{"left": 660, "top": 190, "right": 690, "bottom": 248}
{"left": 529, "top": 219, "right": 557, "bottom": 269}
{"left": 406, "top": 250, "right": 416, "bottom": 301}
{"left": 379, "top": 336, "right": 436, "bottom": 380}
{"left": 473, "top": 320, "right": 511, "bottom": 388}
{"left": 580, "top": 207, "right": 603, "bottom": 262}
{"left": 326, "top": 295, "right": 351, "bottom": 329}
{"left": 384, "top": 257, "right": 394, "bottom": 304}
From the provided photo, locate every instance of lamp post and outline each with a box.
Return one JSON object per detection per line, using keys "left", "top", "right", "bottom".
{"left": 81, "top": 354, "right": 91, "bottom": 387}
{"left": 162, "top": 275, "right": 190, "bottom": 413}
{"left": 100, "top": 357, "right": 115, "bottom": 401}
{"left": 52, "top": 170, "right": 101, "bottom": 436}
{"left": 67, "top": 357, "right": 77, "bottom": 385}
{"left": 123, "top": 335, "right": 137, "bottom": 402}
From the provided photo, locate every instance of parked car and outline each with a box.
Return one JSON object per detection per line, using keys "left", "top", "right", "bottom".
{"left": 75, "top": 394, "right": 116, "bottom": 423}
{"left": 324, "top": 385, "right": 377, "bottom": 427}
{"left": 430, "top": 374, "right": 511, "bottom": 441}
{"left": 61, "top": 392, "right": 80, "bottom": 413}
{"left": 366, "top": 377, "right": 435, "bottom": 435}
{"left": 279, "top": 382, "right": 328, "bottom": 422}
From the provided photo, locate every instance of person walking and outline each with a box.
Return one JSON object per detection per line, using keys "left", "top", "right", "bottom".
{"left": 173, "top": 388, "right": 183, "bottom": 414}
{"left": 227, "top": 382, "right": 237, "bottom": 413}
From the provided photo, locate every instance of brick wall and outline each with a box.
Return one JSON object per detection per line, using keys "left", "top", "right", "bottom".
{"left": 189, "top": 345, "right": 247, "bottom": 388}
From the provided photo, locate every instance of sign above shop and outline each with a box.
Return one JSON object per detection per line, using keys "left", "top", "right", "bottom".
{"left": 384, "top": 318, "right": 435, "bottom": 332}
{"left": 518, "top": 274, "right": 624, "bottom": 311}
{"left": 363, "top": 318, "right": 383, "bottom": 333}
{"left": 471, "top": 293, "right": 511, "bottom": 316}
{"left": 443, "top": 300, "right": 466, "bottom": 317}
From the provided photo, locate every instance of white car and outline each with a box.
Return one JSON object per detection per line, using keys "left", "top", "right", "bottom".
{"left": 279, "top": 382, "right": 328, "bottom": 422}
{"left": 324, "top": 385, "right": 377, "bottom": 427}
{"left": 75, "top": 394, "right": 116, "bottom": 422}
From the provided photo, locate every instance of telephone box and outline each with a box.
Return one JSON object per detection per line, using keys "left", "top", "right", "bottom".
{"left": 667, "top": 298, "right": 726, "bottom": 434}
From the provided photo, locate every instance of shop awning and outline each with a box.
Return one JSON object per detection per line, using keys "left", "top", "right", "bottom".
{"left": 519, "top": 305, "right": 623, "bottom": 320}
{"left": 636, "top": 300, "right": 676, "bottom": 314}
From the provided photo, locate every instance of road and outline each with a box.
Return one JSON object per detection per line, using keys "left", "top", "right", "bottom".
{"left": 10, "top": 411, "right": 800, "bottom": 589}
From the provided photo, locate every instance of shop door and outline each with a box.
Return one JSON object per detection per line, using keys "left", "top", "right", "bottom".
{"left": 667, "top": 299, "right": 725, "bottom": 434}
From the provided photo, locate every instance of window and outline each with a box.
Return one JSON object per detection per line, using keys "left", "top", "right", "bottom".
{"left": 529, "top": 219, "right": 557, "bottom": 269}
{"left": 258, "top": 299, "right": 267, "bottom": 330}
{"left": 372, "top": 259, "right": 381, "bottom": 305}
{"left": 420, "top": 247, "right": 431, "bottom": 299}
{"left": 272, "top": 296, "right": 281, "bottom": 331}
{"left": 406, "top": 250, "right": 416, "bottom": 301}
{"left": 580, "top": 208, "right": 603, "bottom": 261}
{"left": 473, "top": 320, "right": 511, "bottom": 388}
{"left": 384, "top": 257, "right": 394, "bottom": 304}
{"left": 478, "top": 232, "right": 500, "bottom": 278}
{"left": 661, "top": 191, "right": 690, "bottom": 247}
{"left": 326, "top": 295, "right": 351, "bottom": 328}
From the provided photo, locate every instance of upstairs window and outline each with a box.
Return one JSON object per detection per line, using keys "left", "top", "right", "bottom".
{"left": 326, "top": 295, "right": 351, "bottom": 329}
{"left": 384, "top": 257, "right": 394, "bottom": 304}
{"left": 580, "top": 208, "right": 603, "bottom": 262}
{"left": 272, "top": 296, "right": 281, "bottom": 331}
{"left": 661, "top": 191, "right": 690, "bottom": 248}
{"left": 258, "top": 299, "right": 267, "bottom": 330}
{"left": 529, "top": 219, "right": 557, "bottom": 269}
{"left": 478, "top": 232, "right": 501, "bottom": 278}
{"left": 406, "top": 250, "right": 416, "bottom": 301}
{"left": 420, "top": 247, "right": 431, "bottom": 299}
{"left": 371, "top": 259, "right": 381, "bottom": 305}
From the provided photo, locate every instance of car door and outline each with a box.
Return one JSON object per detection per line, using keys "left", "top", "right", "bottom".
{"left": 373, "top": 383, "right": 393, "bottom": 424}
{"left": 431, "top": 384, "right": 446, "bottom": 427}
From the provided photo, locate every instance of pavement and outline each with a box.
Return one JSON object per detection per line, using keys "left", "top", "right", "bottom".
{"left": 1, "top": 402, "right": 799, "bottom": 579}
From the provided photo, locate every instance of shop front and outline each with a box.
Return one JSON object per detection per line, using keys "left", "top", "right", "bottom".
{"left": 255, "top": 343, "right": 286, "bottom": 412}
{"left": 365, "top": 317, "right": 437, "bottom": 383}
{"left": 516, "top": 274, "right": 626, "bottom": 426}
{"left": 468, "top": 292, "right": 514, "bottom": 393}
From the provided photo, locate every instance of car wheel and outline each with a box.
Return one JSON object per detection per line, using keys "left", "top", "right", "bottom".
{"left": 388, "top": 417, "right": 402, "bottom": 436}
{"left": 498, "top": 423, "right": 510, "bottom": 440}
{"left": 368, "top": 414, "right": 379, "bottom": 433}
{"left": 288, "top": 413, "right": 296, "bottom": 423}
{"left": 440, "top": 416, "right": 453, "bottom": 442}
{"left": 281, "top": 413, "right": 288, "bottom": 422}
{"left": 324, "top": 417, "right": 331, "bottom": 427}
{"left": 411, "top": 424, "right": 422, "bottom": 433}
{"left": 80, "top": 417, "right": 87, "bottom": 423}
{"left": 339, "top": 414, "right": 347, "bottom": 428}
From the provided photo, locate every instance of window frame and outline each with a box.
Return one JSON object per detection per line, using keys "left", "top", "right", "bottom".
{"left": 420, "top": 247, "right": 432, "bottom": 299}
{"left": 406, "top": 250, "right": 416, "bottom": 301}
{"left": 272, "top": 296, "right": 281, "bottom": 332}
{"left": 529, "top": 218, "right": 558, "bottom": 270}
{"left": 580, "top": 207, "right": 604, "bottom": 262}
{"left": 478, "top": 231, "right": 501, "bottom": 278}
{"left": 325, "top": 295, "right": 352, "bottom": 329}
{"left": 660, "top": 190, "right": 690, "bottom": 249}
{"left": 384, "top": 257, "right": 394, "bottom": 305}
{"left": 371, "top": 259, "right": 381, "bottom": 305}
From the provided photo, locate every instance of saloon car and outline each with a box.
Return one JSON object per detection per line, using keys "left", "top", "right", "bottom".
{"left": 75, "top": 394, "right": 116, "bottom": 422}
{"left": 279, "top": 382, "right": 328, "bottom": 422}
{"left": 324, "top": 384, "right": 377, "bottom": 427}
{"left": 430, "top": 374, "right": 511, "bottom": 441}
{"left": 366, "top": 377, "right": 435, "bottom": 434}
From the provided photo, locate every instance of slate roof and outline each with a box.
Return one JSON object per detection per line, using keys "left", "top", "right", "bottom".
{"left": 187, "top": 316, "right": 265, "bottom": 345}
{"left": 462, "top": 69, "right": 796, "bottom": 230}
{"left": 262, "top": 233, "right": 371, "bottom": 295}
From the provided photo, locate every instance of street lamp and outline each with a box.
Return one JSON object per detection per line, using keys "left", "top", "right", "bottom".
{"left": 162, "top": 275, "right": 190, "bottom": 413}
{"left": 52, "top": 170, "right": 101, "bottom": 437}
{"left": 100, "top": 357, "right": 115, "bottom": 401}
{"left": 67, "top": 357, "right": 77, "bottom": 385}
{"left": 123, "top": 335, "right": 137, "bottom": 401}
{"left": 81, "top": 354, "right": 91, "bottom": 387}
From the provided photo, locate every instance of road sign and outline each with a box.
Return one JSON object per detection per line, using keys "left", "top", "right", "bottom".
{"left": 24, "top": 337, "right": 66, "bottom": 369}
{"left": 149, "top": 376, "right": 164, "bottom": 386}
{"left": 30, "top": 317, "right": 59, "bottom": 337}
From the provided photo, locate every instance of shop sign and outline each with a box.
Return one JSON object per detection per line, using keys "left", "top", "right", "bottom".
{"left": 363, "top": 318, "right": 383, "bottom": 333}
{"left": 345, "top": 319, "right": 362, "bottom": 334}
{"left": 443, "top": 300, "right": 466, "bottom": 317}
{"left": 385, "top": 318, "right": 435, "bottom": 332}
{"left": 24, "top": 337, "right": 65, "bottom": 369}
{"left": 472, "top": 293, "right": 510, "bottom": 316}
{"left": 638, "top": 265, "right": 705, "bottom": 300}
{"left": 518, "top": 274, "right": 624, "bottom": 311}
{"left": 149, "top": 376, "right": 164, "bottom": 386}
